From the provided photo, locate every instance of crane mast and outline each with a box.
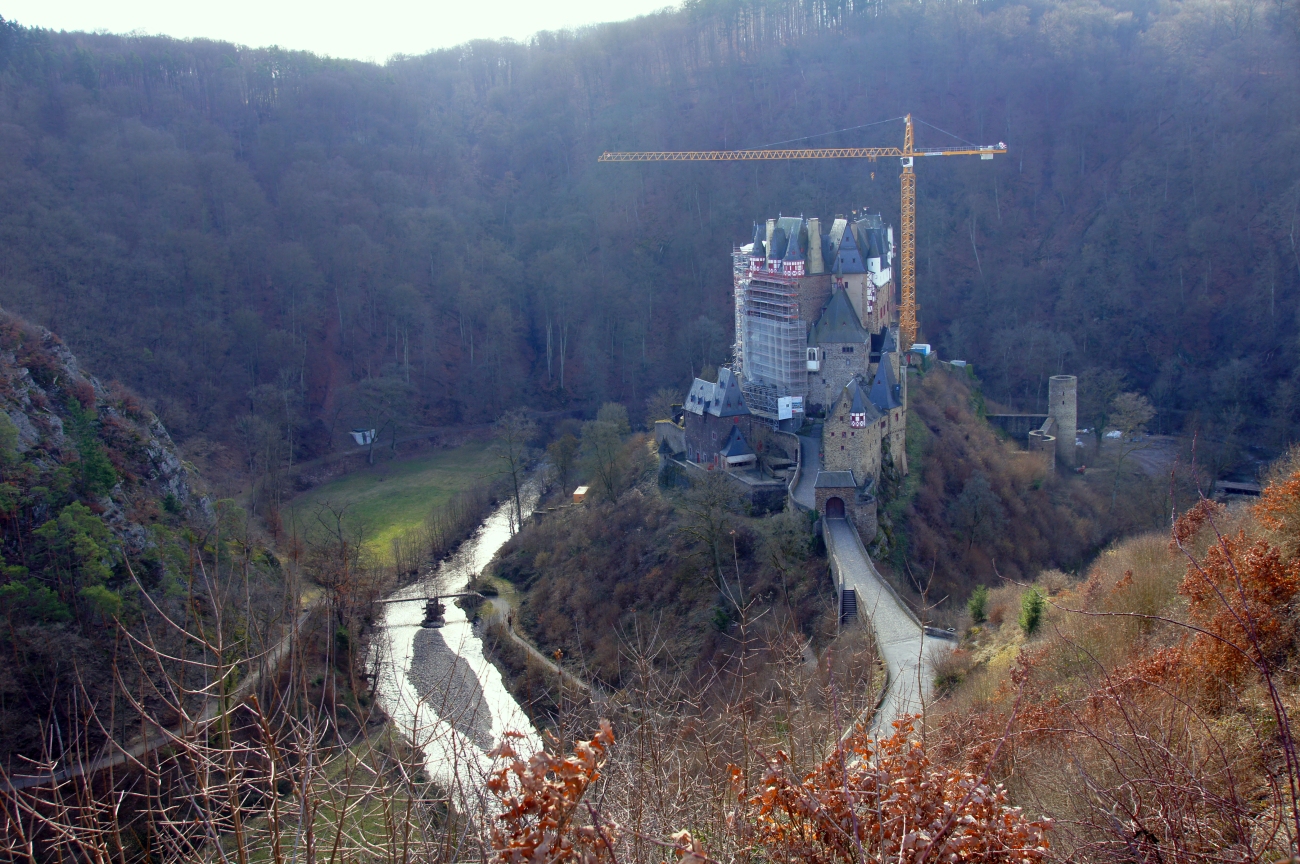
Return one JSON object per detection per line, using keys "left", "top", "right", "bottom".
{"left": 900, "top": 115, "right": 918, "bottom": 349}
{"left": 599, "top": 114, "right": 1006, "bottom": 348}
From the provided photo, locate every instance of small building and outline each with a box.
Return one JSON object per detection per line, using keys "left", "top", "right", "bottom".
{"left": 682, "top": 367, "right": 757, "bottom": 469}
{"left": 572, "top": 486, "right": 589, "bottom": 504}
{"left": 718, "top": 425, "right": 757, "bottom": 468}
{"left": 814, "top": 470, "right": 879, "bottom": 541}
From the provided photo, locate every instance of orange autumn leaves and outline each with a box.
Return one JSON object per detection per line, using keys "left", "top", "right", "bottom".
{"left": 1164, "top": 481, "right": 1300, "bottom": 689}
{"left": 737, "top": 719, "right": 1050, "bottom": 863}
{"left": 487, "top": 718, "right": 1049, "bottom": 863}
{"left": 487, "top": 721, "right": 622, "bottom": 864}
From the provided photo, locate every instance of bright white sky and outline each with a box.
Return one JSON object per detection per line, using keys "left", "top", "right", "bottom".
{"left": 2, "top": 0, "right": 676, "bottom": 62}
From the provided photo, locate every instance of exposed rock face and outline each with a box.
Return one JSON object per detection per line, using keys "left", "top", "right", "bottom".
{"left": 0, "top": 315, "right": 207, "bottom": 554}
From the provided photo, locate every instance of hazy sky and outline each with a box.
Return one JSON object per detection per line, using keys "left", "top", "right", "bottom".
{"left": 1, "top": 0, "right": 675, "bottom": 62}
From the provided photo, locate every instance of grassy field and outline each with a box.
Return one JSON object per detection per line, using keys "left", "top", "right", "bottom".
{"left": 285, "top": 442, "right": 498, "bottom": 553}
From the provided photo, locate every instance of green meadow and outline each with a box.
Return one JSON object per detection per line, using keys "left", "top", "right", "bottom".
{"left": 285, "top": 442, "right": 498, "bottom": 553}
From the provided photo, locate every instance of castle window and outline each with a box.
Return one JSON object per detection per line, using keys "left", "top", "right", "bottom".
{"left": 851, "top": 431, "right": 854, "bottom": 437}
{"left": 842, "top": 346, "right": 854, "bottom": 353}
{"left": 841, "top": 431, "right": 846, "bottom": 438}
{"left": 841, "top": 445, "right": 845, "bottom": 450}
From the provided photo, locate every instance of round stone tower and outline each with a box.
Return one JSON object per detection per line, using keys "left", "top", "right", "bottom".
{"left": 1049, "top": 375, "right": 1077, "bottom": 469}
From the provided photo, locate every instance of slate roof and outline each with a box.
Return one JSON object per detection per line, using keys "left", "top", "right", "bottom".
{"left": 828, "top": 218, "right": 848, "bottom": 252}
{"left": 869, "top": 355, "right": 902, "bottom": 411}
{"left": 829, "top": 217, "right": 866, "bottom": 274}
{"left": 719, "top": 425, "right": 755, "bottom": 458}
{"left": 840, "top": 377, "right": 883, "bottom": 423}
{"left": 810, "top": 289, "right": 869, "bottom": 345}
{"left": 855, "top": 213, "right": 889, "bottom": 260}
{"left": 683, "top": 367, "right": 751, "bottom": 417}
{"left": 815, "top": 470, "right": 858, "bottom": 488}
{"left": 776, "top": 216, "right": 805, "bottom": 260}
{"left": 768, "top": 225, "right": 787, "bottom": 261}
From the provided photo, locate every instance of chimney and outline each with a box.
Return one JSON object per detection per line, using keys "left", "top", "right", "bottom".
{"left": 808, "top": 217, "right": 823, "bottom": 274}
{"left": 766, "top": 219, "right": 776, "bottom": 259}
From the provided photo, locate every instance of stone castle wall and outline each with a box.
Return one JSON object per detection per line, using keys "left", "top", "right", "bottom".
{"left": 806, "top": 343, "right": 870, "bottom": 413}
{"left": 823, "top": 407, "right": 884, "bottom": 480}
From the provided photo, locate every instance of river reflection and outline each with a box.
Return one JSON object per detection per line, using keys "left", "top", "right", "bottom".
{"left": 370, "top": 478, "right": 542, "bottom": 799}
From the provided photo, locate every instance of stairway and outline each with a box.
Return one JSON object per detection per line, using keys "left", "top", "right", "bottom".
{"left": 840, "top": 587, "right": 858, "bottom": 623}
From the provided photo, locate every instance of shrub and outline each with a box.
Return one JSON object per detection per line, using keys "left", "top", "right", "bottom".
{"left": 1019, "top": 587, "right": 1045, "bottom": 635}
{"left": 737, "top": 716, "right": 1050, "bottom": 860}
{"left": 967, "top": 584, "right": 989, "bottom": 625}
{"left": 933, "top": 648, "right": 973, "bottom": 694}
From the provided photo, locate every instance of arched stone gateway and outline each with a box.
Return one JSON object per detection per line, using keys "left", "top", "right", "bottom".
{"left": 825, "top": 496, "right": 845, "bottom": 519}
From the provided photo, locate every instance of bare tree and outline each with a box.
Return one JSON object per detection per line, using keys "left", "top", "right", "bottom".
{"left": 345, "top": 376, "right": 414, "bottom": 465}
{"left": 495, "top": 411, "right": 536, "bottom": 533}
{"left": 546, "top": 433, "right": 579, "bottom": 498}
{"left": 1108, "top": 391, "right": 1156, "bottom": 511}
{"left": 676, "top": 472, "right": 744, "bottom": 609}
{"left": 581, "top": 404, "right": 630, "bottom": 502}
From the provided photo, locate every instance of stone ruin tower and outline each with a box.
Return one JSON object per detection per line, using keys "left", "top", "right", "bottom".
{"left": 1048, "top": 375, "right": 1077, "bottom": 469}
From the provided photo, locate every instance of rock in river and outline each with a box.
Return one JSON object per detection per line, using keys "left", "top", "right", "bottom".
{"left": 407, "top": 627, "right": 493, "bottom": 750}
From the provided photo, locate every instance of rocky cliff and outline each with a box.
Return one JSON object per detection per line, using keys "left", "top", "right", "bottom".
{"left": 0, "top": 312, "right": 217, "bottom": 762}
{"left": 0, "top": 313, "right": 207, "bottom": 554}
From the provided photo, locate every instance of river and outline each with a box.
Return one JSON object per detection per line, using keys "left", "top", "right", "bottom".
{"left": 370, "top": 479, "right": 542, "bottom": 804}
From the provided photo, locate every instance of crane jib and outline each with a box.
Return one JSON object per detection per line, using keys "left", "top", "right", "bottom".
{"left": 597, "top": 147, "right": 1006, "bottom": 162}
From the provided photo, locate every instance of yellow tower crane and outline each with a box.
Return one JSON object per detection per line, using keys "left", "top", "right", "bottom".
{"left": 598, "top": 114, "right": 1006, "bottom": 349}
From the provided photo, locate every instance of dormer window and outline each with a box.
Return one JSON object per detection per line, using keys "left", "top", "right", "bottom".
{"left": 850, "top": 412, "right": 866, "bottom": 428}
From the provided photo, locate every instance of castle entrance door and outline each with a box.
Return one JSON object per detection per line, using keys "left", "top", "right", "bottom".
{"left": 825, "top": 497, "right": 845, "bottom": 519}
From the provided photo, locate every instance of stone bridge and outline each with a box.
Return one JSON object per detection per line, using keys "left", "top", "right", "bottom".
{"left": 824, "top": 517, "right": 953, "bottom": 733}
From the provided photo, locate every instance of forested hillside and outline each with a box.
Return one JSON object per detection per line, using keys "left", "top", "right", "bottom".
{"left": 1, "top": 0, "right": 1297, "bottom": 482}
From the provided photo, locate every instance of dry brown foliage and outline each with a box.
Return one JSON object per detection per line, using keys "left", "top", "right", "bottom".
{"left": 931, "top": 466, "right": 1300, "bottom": 861}
{"left": 488, "top": 721, "right": 620, "bottom": 864}
{"left": 735, "top": 717, "right": 1050, "bottom": 862}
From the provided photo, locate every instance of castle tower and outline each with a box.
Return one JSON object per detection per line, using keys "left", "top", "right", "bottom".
{"left": 808, "top": 217, "right": 824, "bottom": 274}
{"left": 1048, "top": 375, "right": 1077, "bottom": 469}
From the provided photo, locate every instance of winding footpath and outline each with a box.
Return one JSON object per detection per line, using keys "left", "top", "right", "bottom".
{"left": 824, "top": 518, "right": 951, "bottom": 734}
{"left": 792, "top": 434, "right": 819, "bottom": 510}
{"left": 2, "top": 602, "right": 319, "bottom": 792}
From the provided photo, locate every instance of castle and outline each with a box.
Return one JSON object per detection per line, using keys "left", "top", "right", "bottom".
{"left": 658, "top": 211, "right": 910, "bottom": 535}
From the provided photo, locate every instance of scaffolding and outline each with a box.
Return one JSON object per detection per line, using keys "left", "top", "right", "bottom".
{"left": 732, "top": 245, "right": 749, "bottom": 376}
{"left": 741, "top": 273, "right": 807, "bottom": 418}
{"left": 741, "top": 379, "right": 780, "bottom": 424}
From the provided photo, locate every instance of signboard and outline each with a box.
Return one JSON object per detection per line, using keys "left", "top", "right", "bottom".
{"left": 791, "top": 396, "right": 804, "bottom": 414}
{"left": 777, "top": 396, "right": 793, "bottom": 421}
